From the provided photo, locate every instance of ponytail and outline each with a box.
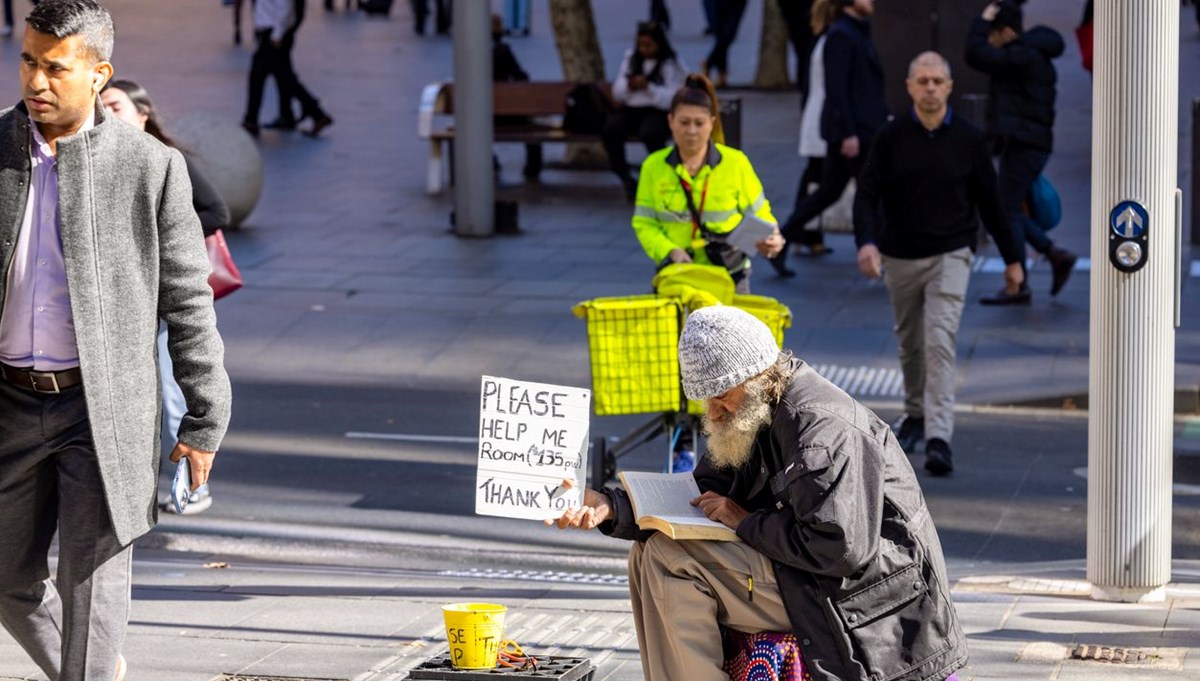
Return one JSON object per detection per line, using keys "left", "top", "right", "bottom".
{"left": 669, "top": 73, "right": 724, "bottom": 145}
{"left": 811, "top": 0, "right": 840, "bottom": 35}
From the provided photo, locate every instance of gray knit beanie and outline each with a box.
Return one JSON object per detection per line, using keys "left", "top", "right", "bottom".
{"left": 678, "top": 306, "right": 780, "bottom": 400}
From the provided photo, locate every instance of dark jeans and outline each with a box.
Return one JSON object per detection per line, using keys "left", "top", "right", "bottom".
{"left": 412, "top": 0, "right": 451, "bottom": 34}
{"left": 245, "top": 29, "right": 322, "bottom": 125}
{"left": 705, "top": 0, "right": 748, "bottom": 73}
{"left": 776, "top": 0, "right": 814, "bottom": 96}
{"left": 602, "top": 106, "right": 670, "bottom": 180}
{"left": 649, "top": 0, "right": 670, "bottom": 28}
{"left": 780, "top": 145, "right": 867, "bottom": 246}
{"left": 997, "top": 140, "right": 1052, "bottom": 269}
{"left": 276, "top": 28, "right": 322, "bottom": 122}
{"left": 3, "top": 0, "right": 11, "bottom": 27}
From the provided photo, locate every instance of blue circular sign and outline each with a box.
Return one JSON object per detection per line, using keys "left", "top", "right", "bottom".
{"left": 1110, "top": 200, "right": 1148, "bottom": 239}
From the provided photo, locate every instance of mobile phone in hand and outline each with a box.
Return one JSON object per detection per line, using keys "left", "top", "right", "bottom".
{"left": 171, "top": 458, "right": 191, "bottom": 514}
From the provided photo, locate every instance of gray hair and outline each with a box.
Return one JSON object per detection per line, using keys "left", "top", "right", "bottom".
{"left": 26, "top": 0, "right": 114, "bottom": 63}
{"left": 907, "top": 51, "right": 951, "bottom": 80}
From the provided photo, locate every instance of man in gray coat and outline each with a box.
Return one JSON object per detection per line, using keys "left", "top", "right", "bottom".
{"left": 550, "top": 306, "right": 964, "bottom": 681}
{"left": 0, "top": 2, "right": 232, "bottom": 679}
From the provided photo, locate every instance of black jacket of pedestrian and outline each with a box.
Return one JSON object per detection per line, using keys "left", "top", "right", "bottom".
{"left": 965, "top": 17, "right": 1064, "bottom": 152}
{"left": 820, "top": 14, "right": 888, "bottom": 147}
{"left": 601, "top": 360, "right": 966, "bottom": 681}
{"left": 854, "top": 111, "right": 1023, "bottom": 265}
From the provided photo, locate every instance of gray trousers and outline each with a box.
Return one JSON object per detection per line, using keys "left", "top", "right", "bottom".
{"left": 628, "top": 534, "right": 791, "bottom": 681}
{"left": 881, "top": 247, "right": 972, "bottom": 443}
{"left": 0, "top": 380, "right": 131, "bottom": 681}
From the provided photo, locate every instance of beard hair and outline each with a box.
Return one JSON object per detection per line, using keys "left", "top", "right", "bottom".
{"left": 702, "top": 378, "right": 775, "bottom": 470}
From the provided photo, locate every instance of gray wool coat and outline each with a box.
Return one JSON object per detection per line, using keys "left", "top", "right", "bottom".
{"left": 0, "top": 101, "right": 232, "bottom": 546}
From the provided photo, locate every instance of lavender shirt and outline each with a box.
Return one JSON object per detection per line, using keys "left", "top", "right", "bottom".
{"left": 0, "top": 111, "right": 95, "bottom": 371}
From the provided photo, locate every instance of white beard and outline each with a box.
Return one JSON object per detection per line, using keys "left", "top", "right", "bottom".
{"left": 702, "top": 381, "right": 774, "bottom": 470}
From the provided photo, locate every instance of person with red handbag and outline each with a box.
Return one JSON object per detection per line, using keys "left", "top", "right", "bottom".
{"left": 101, "top": 79, "right": 238, "bottom": 515}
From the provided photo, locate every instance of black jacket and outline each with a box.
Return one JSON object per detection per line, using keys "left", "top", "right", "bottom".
{"left": 820, "top": 15, "right": 888, "bottom": 147}
{"left": 603, "top": 361, "right": 966, "bottom": 681}
{"left": 965, "top": 18, "right": 1065, "bottom": 151}
{"left": 854, "top": 111, "right": 1024, "bottom": 264}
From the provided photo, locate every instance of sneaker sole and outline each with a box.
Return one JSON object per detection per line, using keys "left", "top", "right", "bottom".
{"left": 924, "top": 457, "right": 953, "bottom": 476}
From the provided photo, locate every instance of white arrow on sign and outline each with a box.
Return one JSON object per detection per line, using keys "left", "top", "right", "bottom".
{"left": 1115, "top": 206, "right": 1144, "bottom": 238}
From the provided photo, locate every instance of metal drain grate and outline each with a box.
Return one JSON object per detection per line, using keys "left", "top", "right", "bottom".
{"left": 1070, "top": 644, "right": 1152, "bottom": 664}
{"left": 407, "top": 654, "right": 594, "bottom": 680}
{"left": 438, "top": 567, "right": 627, "bottom": 586}
{"left": 213, "top": 676, "right": 348, "bottom": 681}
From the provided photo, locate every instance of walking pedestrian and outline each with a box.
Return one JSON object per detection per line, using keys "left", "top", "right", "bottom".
{"left": 855, "top": 51, "right": 1024, "bottom": 474}
{"left": 771, "top": 0, "right": 886, "bottom": 275}
{"left": 101, "top": 79, "right": 232, "bottom": 515}
{"left": 242, "top": 0, "right": 334, "bottom": 137}
{"left": 549, "top": 305, "right": 967, "bottom": 681}
{"left": 603, "top": 20, "right": 686, "bottom": 201}
{"left": 631, "top": 75, "right": 784, "bottom": 293}
{"left": 785, "top": 0, "right": 840, "bottom": 260}
{"left": 0, "top": 2, "right": 231, "bottom": 678}
{"left": 966, "top": 0, "right": 1076, "bottom": 304}
{"left": 700, "top": 0, "right": 747, "bottom": 88}
{"left": 411, "top": 0, "right": 450, "bottom": 35}
{"left": 776, "top": 0, "right": 814, "bottom": 97}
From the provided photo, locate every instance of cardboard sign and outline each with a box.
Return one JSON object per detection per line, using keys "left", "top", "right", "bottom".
{"left": 475, "top": 376, "right": 590, "bottom": 520}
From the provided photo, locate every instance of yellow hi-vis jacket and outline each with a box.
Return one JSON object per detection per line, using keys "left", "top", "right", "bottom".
{"left": 632, "top": 141, "right": 777, "bottom": 270}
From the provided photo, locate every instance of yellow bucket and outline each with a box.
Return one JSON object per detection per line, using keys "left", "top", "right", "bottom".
{"left": 441, "top": 602, "right": 507, "bottom": 670}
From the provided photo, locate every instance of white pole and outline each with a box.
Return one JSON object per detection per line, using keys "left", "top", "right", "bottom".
{"left": 1087, "top": 0, "right": 1180, "bottom": 602}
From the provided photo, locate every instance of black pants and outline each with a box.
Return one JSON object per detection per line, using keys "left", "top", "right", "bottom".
{"left": 780, "top": 145, "right": 867, "bottom": 246}
{"left": 705, "top": 0, "right": 748, "bottom": 74}
{"left": 649, "top": 0, "right": 670, "bottom": 28}
{"left": 602, "top": 107, "right": 670, "bottom": 180}
{"left": 412, "top": 0, "right": 451, "bottom": 34}
{"left": 2, "top": 0, "right": 12, "bottom": 28}
{"left": 776, "top": 0, "right": 814, "bottom": 97}
{"left": 245, "top": 29, "right": 321, "bottom": 125}
{"left": 997, "top": 139, "right": 1052, "bottom": 273}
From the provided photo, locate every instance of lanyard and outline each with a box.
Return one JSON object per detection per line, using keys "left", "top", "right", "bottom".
{"left": 678, "top": 174, "right": 710, "bottom": 240}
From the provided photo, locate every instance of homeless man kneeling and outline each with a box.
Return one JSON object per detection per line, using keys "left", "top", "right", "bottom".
{"left": 548, "top": 306, "right": 966, "bottom": 681}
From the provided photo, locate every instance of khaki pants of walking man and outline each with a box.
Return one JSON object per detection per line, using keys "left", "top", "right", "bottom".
{"left": 882, "top": 247, "right": 972, "bottom": 444}
{"left": 628, "top": 533, "right": 791, "bottom": 681}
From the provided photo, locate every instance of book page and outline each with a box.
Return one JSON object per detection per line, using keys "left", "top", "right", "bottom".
{"left": 619, "top": 472, "right": 706, "bottom": 519}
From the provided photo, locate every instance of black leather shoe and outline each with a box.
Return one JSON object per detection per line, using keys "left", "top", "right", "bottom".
{"left": 892, "top": 414, "right": 924, "bottom": 454}
{"left": 304, "top": 112, "right": 333, "bottom": 138}
{"left": 768, "top": 253, "right": 795, "bottom": 278}
{"left": 1047, "top": 247, "right": 1078, "bottom": 297}
{"left": 240, "top": 120, "right": 260, "bottom": 138}
{"left": 925, "top": 438, "right": 953, "bottom": 476}
{"left": 979, "top": 285, "right": 1031, "bottom": 306}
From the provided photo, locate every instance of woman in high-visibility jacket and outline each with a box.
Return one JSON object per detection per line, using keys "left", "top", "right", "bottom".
{"left": 631, "top": 74, "right": 784, "bottom": 292}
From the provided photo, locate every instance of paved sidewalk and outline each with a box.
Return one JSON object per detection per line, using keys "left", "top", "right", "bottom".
{"left": 3, "top": 552, "right": 1200, "bottom": 681}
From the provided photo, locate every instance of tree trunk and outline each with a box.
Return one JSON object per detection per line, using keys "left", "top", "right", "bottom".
{"left": 754, "top": 0, "right": 791, "bottom": 90}
{"left": 548, "top": 0, "right": 607, "bottom": 165}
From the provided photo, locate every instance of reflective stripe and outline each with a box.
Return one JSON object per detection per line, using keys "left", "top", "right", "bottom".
{"left": 633, "top": 205, "right": 657, "bottom": 219}
{"left": 701, "top": 208, "right": 738, "bottom": 223}
{"left": 656, "top": 209, "right": 690, "bottom": 223}
{"left": 749, "top": 193, "right": 766, "bottom": 213}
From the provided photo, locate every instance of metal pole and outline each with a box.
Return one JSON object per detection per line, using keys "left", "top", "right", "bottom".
{"left": 452, "top": 0, "right": 494, "bottom": 237}
{"left": 1192, "top": 99, "right": 1200, "bottom": 245}
{"left": 1087, "top": 0, "right": 1179, "bottom": 602}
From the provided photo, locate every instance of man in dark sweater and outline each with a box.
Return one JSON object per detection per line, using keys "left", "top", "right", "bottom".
{"left": 854, "top": 51, "right": 1023, "bottom": 475}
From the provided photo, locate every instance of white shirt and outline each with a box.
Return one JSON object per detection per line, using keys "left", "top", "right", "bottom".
{"left": 255, "top": 0, "right": 296, "bottom": 42}
{"left": 799, "top": 35, "right": 827, "bottom": 159}
{"left": 611, "top": 49, "right": 687, "bottom": 111}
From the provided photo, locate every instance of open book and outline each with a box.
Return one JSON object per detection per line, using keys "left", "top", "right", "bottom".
{"left": 617, "top": 471, "right": 740, "bottom": 541}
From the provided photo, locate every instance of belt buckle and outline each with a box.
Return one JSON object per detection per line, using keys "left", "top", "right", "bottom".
{"left": 28, "top": 370, "right": 60, "bottom": 394}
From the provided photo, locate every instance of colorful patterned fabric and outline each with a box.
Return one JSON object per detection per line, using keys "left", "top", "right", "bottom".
{"left": 721, "top": 629, "right": 962, "bottom": 681}
{"left": 722, "top": 631, "right": 810, "bottom": 681}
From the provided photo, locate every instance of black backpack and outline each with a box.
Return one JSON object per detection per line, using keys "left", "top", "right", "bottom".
{"left": 563, "top": 83, "right": 612, "bottom": 134}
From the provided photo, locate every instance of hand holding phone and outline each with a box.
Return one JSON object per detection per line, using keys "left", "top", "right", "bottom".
{"left": 171, "top": 457, "right": 192, "bottom": 514}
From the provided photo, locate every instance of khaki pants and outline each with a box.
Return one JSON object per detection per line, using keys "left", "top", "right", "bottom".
{"left": 882, "top": 247, "right": 972, "bottom": 443}
{"left": 628, "top": 534, "right": 791, "bottom": 681}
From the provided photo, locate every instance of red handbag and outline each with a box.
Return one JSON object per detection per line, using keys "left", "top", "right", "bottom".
{"left": 205, "top": 229, "right": 243, "bottom": 300}
{"left": 1075, "top": 21, "right": 1094, "bottom": 74}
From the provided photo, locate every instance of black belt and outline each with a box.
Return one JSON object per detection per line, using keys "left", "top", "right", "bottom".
{"left": 0, "top": 362, "right": 82, "bottom": 393}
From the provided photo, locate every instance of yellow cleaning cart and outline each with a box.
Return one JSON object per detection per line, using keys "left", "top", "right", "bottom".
{"left": 573, "top": 277, "right": 791, "bottom": 484}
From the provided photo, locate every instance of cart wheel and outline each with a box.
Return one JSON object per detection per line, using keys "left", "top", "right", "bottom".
{"left": 590, "top": 435, "right": 615, "bottom": 486}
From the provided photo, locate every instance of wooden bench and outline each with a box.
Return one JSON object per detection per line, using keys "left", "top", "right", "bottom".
{"left": 417, "top": 80, "right": 742, "bottom": 195}
{"left": 418, "top": 80, "right": 611, "bottom": 195}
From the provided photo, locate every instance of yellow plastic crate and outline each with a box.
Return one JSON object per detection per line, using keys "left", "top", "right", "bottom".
{"left": 573, "top": 295, "right": 685, "bottom": 416}
{"left": 730, "top": 294, "right": 793, "bottom": 347}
